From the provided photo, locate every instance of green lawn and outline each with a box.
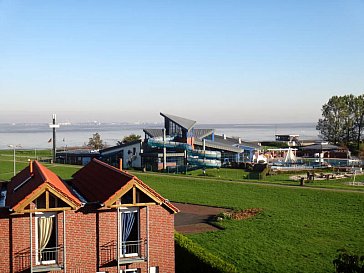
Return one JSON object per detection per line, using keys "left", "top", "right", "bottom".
{"left": 132, "top": 172, "right": 364, "bottom": 273}
{"left": 1, "top": 152, "right": 363, "bottom": 272}
{"left": 0, "top": 149, "right": 80, "bottom": 181}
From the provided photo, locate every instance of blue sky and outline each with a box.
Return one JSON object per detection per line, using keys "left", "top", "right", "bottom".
{"left": 0, "top": 0, "right": 363, "bottom": 124}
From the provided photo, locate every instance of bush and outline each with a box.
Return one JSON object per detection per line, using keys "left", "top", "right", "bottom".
{"left": 248, "top": 163, "right": 270, "bottom": 180}
{"left": 175, "top": 232, "right": 238, "bottom": 273}
{"left": 333, "top": 249, "right": 364, "bottom": 273}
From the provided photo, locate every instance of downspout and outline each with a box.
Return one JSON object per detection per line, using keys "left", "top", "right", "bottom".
{"left": 117, "top": 207, "right": 120, "bottom": 273}
{"left": 63, "top": 210, "right": 66, "bottom": 273}
{"left": 146, "top": 206, "right": 149, "bottom": 273}
{"left": 30, "top": 212, "right": 33, "bottom": 273}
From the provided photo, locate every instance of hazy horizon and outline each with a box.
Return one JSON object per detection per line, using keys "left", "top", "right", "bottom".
{"left": 1, "top": 1, "right": 363, "bottom": 124}
{"left": 0, "top": 111, "right": 320, "bottom": 124}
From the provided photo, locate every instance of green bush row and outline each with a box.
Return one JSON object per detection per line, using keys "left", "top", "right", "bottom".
{"left": 175, "top": 232, "right": 238, "bottom": 273}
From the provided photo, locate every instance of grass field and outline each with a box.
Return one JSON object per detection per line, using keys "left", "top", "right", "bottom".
{"left": 132, "top": 172, "right": 364, "bottom": 273}
{"left": 185, "top": 167, "right": 364, "bottom": 191}
{"left": 0, "top": 149, "right": 80, "bottom": 180}
{"left": 1, "top": 151, "right": 363, "bottom": 272}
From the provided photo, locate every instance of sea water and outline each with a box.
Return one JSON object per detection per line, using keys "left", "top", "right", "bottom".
{"left": 0, "top": 122, "right": 319, "bottom": 150}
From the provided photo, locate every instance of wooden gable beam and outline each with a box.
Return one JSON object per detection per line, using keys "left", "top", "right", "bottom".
{"left": 13, "top": 184, "right": 79, "bottom": 213}
{"left": 104, "top": 182, "right": 135, "bottom": 208}
{"left": 105, "top": 178, "right": 162, "bottom": 209}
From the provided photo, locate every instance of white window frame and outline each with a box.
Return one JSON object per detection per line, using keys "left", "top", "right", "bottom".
{"left": 119, "top": 207, "right": 140, "bottom": 257}
{"left": 35, "top": 212, "right": 57, "bottom": 265}
{"left": 120, "top": 269, "right": 139, "bottom": 273}
{"left": 149, "top": 266, "right": 159, "bottom": 273}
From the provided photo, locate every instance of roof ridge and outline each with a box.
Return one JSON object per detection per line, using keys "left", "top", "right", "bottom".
{"left": 33, "top": 161, "right": 48, "bottom": 182}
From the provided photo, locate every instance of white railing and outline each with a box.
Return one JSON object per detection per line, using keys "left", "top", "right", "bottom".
{"left": 119, "top": 239, "right": 147, "bottom": 259}
{"left": 34, "top": 246, "right": 63, "bottom": 267}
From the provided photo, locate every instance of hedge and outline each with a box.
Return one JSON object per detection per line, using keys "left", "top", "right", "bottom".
{"left": 175, "top": 232, "right": 238, "bottom": 273}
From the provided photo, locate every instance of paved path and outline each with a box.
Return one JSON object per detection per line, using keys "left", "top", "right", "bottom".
{"left": 173, "top": 202, "right": 229, "bottom": 234}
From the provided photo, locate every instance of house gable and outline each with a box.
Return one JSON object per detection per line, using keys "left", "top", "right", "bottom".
{"left": 105, "top": 179, "right": 162, "bottom": 208}
{"left": 71, "top": 159, "right": 179, "bottom": 213}
{"left": 6, "top": 160, "right": 81, "bottom": 214}
{"left": 12, "top": 183, "right": 79, "bottom": 213}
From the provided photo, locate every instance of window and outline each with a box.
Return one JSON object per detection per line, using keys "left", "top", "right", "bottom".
{"left": 149, "top": 266, "right": 159, "bottom": 273}
{"left": 35, "top": 212, "right": 57, "bottom": 265}
{"left": 121, "top": 269, "right": 139, "bottom": 273}
{"left": 119, "top": 208, "right": 139, "bottom": 257}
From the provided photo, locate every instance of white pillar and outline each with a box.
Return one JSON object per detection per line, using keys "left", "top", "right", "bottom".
{"left": 117, "top": 208, "right": 120, "bottom": 273}
{"left": 63, "top": 210, "right": 66, "bottom": 273}
{"left": 30, "top": 213, "right": 33, "bottom": 273}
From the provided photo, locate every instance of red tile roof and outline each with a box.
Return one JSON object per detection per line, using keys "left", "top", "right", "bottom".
{"left": 6, "top": 161, "right": 81, "bottom": 211}
{"left": 71, "top": 159, "right": 179, "bottom": 213}
{"left": 71, "top": 159, "right": 134, "bottom": 204}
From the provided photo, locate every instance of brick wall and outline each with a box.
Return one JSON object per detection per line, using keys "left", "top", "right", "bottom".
{"left": 0, "top": 213, "right": 10, "bottom": 273}
{"left": 0, "top": 204, "right": 175, "bottom": 273}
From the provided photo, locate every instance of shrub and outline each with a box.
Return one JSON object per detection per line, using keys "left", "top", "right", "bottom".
{"left": 248, "top": 163, "right": 270, "bottom": 180}
{"left": 175, "top": 232, "right": 238, "bottom": 273}
{"left": 333, "top": 249, "right": 364, "bottom": 273}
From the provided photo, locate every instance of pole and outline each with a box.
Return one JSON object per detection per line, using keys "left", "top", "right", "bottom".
{"left": 63, "top": 210, "right": 66, "bottom": 273}
{"left": 146, "top": 206, "right": 149, "bottom": 273}
{"left": 13, "top": 146, "right": 16, "bottom": 176}
{"left": 52, "top": 114, "right": 56, "bottom": 163}
{"left": 117, "top": 207, "right": 120, "bottom": 273}
{"left": 30, "top": 212, "right": 33, "bottom": 273}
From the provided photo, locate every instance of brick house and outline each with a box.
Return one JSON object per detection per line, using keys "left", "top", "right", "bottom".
{"left": 0, "top": 159, "right": 178, "bottom": 273}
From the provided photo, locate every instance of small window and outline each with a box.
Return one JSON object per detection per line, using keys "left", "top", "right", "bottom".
{"left": 121, "top": 269, "right": 139, "bottom": 273}
{"left": 149, "top": 266, "right": 159, "bottom": 273}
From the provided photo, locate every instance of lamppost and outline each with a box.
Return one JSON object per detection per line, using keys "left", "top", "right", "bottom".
{"left": 8, "top": 144, "right": 21, "bottom": 176}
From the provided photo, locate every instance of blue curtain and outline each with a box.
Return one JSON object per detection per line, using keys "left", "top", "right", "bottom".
{"left": 122, "top": 212, "right": 135, "bottom": 254}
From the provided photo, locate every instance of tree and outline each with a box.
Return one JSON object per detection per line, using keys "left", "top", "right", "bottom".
{"left": 317, "top": 94, "right": 364, "bottom": 148}
{"left": 117, "top": 134, "right": 141, "bottom": 145}
{"left": 352, "top": 95, "right": 364, "bottom": 151}
{"left": 88, "top": 132, "right": 104, "bottom": 150}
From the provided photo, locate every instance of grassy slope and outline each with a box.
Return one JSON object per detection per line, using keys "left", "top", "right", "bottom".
{"left": 0, "top": 150, "right": 81, "bottom": 180}
{"left": 1, "top": 151, "right": 363, "bottom": 272}
{"left": 186, "top": 168, "right": 364, "bottom": 191}
{"left": 133, "top": 172, "right": 364, "bottom": 273}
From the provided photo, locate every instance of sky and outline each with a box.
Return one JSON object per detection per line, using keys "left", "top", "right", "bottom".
{"left": 0, "top": 0, "right": 363, "bottom": 124}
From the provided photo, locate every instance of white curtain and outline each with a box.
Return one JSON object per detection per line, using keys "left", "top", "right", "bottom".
{"left": 38, "top": 216, "right": 53, "bottom": 252}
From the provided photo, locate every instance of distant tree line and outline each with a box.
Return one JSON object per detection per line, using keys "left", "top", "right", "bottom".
{"left": 317, "top": 94, "right": 364, "bottom": 153}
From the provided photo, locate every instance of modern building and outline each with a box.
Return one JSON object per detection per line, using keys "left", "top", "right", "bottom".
{"left": 298, "top": 142, "right": 350, "bottom": 159}
{"left": 56, "top": 149, "right": 100, "bottom": 165}
{"left": 0, "top": 159, "right": 178, "bottom": 273}
{"left": 275, "top": 134, "right": 300, "bottom": 147}
{"left": 55, "top": 113, "right": 263, "bottom": 171}
{"left": 100, "top": 140, "right": 143, "bottom": 170}
{"left": 140, "top": 113, "right": 262, "bottom": 171}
